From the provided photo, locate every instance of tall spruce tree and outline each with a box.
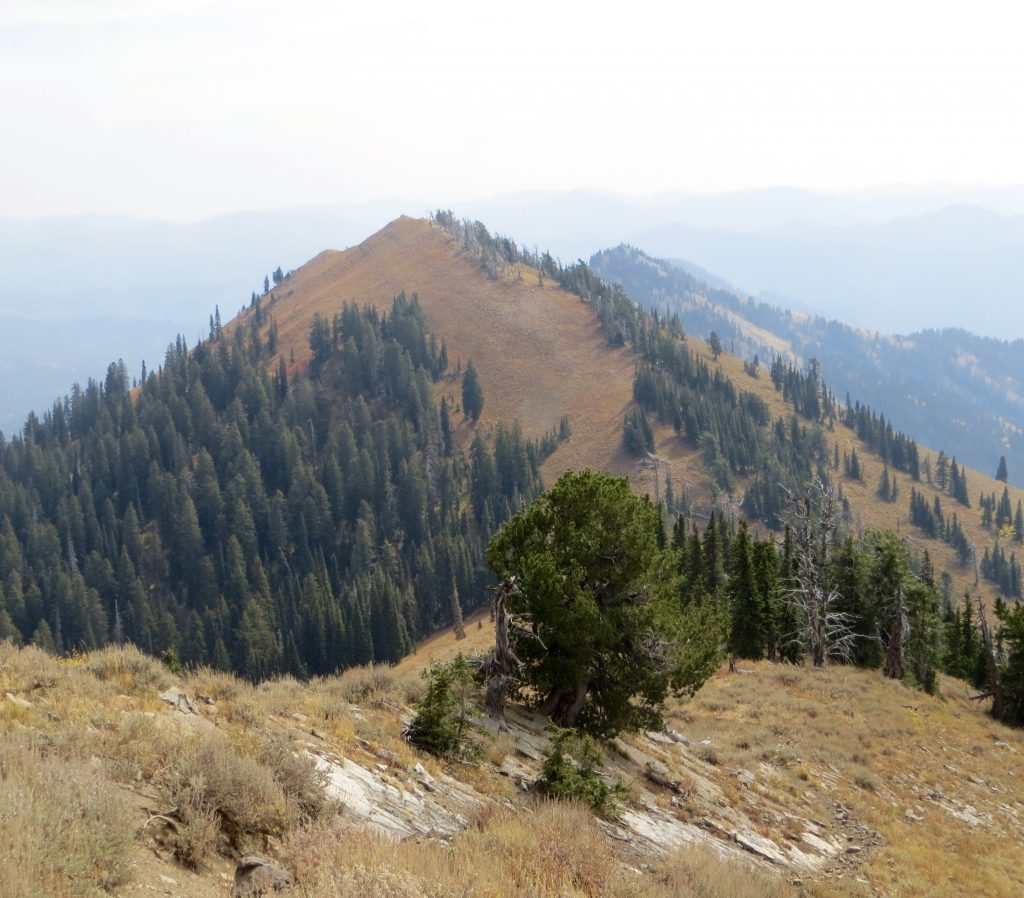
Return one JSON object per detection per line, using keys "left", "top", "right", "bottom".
{"left": 996, "top": 455, "right": 1009, "bottom": 483}
{"left": 727, "top": 522, "right": 766, "bottom": 659}
{"left": 461, "top": 359, "right": 484, "bottom": 421}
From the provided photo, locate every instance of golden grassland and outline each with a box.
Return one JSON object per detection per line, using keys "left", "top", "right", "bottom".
{"left": 668, "top": 661, "right": 1024, "bottom": 898}
{"left": 3, "top": 638, "right": 1022, "bottom": 898}
{"left": 0, "top": 640, "right": 785, "bottom": 898}
{"left": 234, "top": 217, "right": 638, "bottom": 483}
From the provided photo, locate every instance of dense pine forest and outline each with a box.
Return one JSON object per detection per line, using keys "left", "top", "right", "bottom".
{"left": 0, "top": 292, "right": 555, "bottom": 677}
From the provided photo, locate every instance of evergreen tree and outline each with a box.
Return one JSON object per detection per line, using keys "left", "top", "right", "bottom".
{"left": 461, "top": 360, "right": 484, "bottom": 422}
{"left": 996, "top": 455, "right": 1009, "bottom": 483}
{"left": 407, "top": 656, "right": 478, "bottom": 758}
{"left": 727, "top": 522, "right": 766, "bottom": 659}
{"left": 487, "top": 469, "right": 721, "bottom": 737}
{"left": 623, "top": 407, "right": 654, "bottom": 456}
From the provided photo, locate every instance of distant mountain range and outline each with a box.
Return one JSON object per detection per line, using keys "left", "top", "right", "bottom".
{"left": 590, "top": 244, "right": 1024, "bottom": 488}
{"left": 5, "top": 186, "right": 1024, "bottom": 432}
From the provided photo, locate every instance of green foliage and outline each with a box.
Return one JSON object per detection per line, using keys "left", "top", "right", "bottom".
{"left": 865, "top": 530, "right": 940, "bottom": 692}
{"left": 161, "top": 646, "right": 183, "bottom": 675}
{"left": 407, "top": 655, "right": 479, "bottom": 759}
{"left": 0, "top": 292, "right": 542, "bottom": 677}
{"left": 487, "top": 469, "right": 721, "bottom": 738}
{"left": 996, "top": 455, "right": 1009, "bottom": 482}
{"left": 995, "top": 600, "right": 1024, "bottom": 725}
{"left": 539, "top": 725, "right": 623, "bottom": 813}
{"left": 622, "top": 407, "right": 654, "bottom": 456}
{"left": 727, "top": 522, "right": 767, "bottom": 659}
{"left": 461, "top": 359, "right": 484, "bottom": 421}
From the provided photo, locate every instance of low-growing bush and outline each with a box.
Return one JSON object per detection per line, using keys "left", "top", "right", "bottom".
{"left": 82, "top": 643, "right": 172, "bottom": 692}
{"left": 334, "top": 664, "right": 399, "bottom": 704}
{"left": 406, "top": 656, "right": 479, "bottom": 760}
{"left": 169, "top": 731, "right": 290, "bottom": 851}
{"left": 259, "top": 733, "right": 333, "bottom": 822}
{"left": 539, "top": 726, "right": 624, "bottom": 814}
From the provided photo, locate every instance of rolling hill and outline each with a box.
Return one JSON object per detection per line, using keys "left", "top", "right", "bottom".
{"left": 236, "top": 215, "right": 1023, "bottom": 608}
{"left": 3, "top": 213, "right": 1024, "bottom": 898}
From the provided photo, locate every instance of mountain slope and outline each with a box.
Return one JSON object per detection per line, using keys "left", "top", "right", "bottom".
{"left": 243, "top": 216, "right": 637, "bottom": 480}
{"left": 237, "top": 216, "right": 1024, "bottom": 609}
{"left": 4, "top": 625, "right": 1024, "bottom": 898}
{"left": 591, "top": 243, "right": 1024, "bottom": 489}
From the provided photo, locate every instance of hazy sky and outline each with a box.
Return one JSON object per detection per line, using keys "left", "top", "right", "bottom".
{"left": 3, "top": 0, "right": 1023, "bottom": 221}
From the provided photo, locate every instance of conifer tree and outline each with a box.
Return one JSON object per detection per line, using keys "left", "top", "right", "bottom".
{"left": 461, "top": 360, "right": 484, "bottom": 422}
{"left": 727, "top": 522, "right": 766, "bottom": 659}
{"left": 487, "top": 469, "right": 721, "bottom": 737}
{"left": 996, "top": 455, "right": 1009, "bottom": 483}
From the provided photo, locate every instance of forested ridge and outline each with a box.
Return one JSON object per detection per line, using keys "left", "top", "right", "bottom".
{"left": 0, "top": 212, "right": 1021, "bottom": 725}
{"left": 0, "top": 292, "right": 558, "bottom": 677}
{"left": 591, "top": 243, "right": 1024, "bottom": 489}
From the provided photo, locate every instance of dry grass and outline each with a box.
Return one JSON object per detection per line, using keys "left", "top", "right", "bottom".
{"left": 284, "top": 799, "right": 785, "bottom": 898}
{"left": 654, "top": 846, "right": 790, "bottom": 898}
{"left": 0, "top": 732, "right": 135, "bottom": 898}
{"left": 668, "top": 661, "right": 1024, "bottom": 898}
{"left": 4, "top": 635, "right": 1024, "bottom": 898}
{"left": 230, "top": 217, "right": 638, "bottom": 487}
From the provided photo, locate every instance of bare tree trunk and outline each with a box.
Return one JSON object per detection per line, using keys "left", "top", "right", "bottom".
{"left": 884, "top": 586, "right": 906, "bottom": 680}
{"left": 451, "top": 578, "right": 465, "bottom": 641}
{"left": 977, "top": 596, "right": 1004, "bottom": 720}
{"left": 480, "top": 580, "right": 526, "bottom": 728}
{"left": 783, "top": 479, "right": 856, "bottom": 667}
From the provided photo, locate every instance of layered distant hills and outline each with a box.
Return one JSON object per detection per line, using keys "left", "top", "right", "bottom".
{"left": 6, "top": 187, "right": 1024, "bottom": 432}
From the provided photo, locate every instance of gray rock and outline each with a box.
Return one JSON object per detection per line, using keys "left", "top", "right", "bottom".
{"left": 157, "top": 689, "right": 197, "bottom": 714}
{"left": 233, "top": 856, "right": 293, "bottom": 897}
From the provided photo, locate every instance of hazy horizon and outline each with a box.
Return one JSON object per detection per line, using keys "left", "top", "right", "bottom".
{"left": 4, "top": 1, "right": 1024, "bottom": 221}
{"left": 4, "top": 1, "right": 1024, "bottom": 437}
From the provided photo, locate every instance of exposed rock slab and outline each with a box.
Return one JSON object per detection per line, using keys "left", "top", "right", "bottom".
{"left": 311, "top": 752, "right": 481, "bottom": 839}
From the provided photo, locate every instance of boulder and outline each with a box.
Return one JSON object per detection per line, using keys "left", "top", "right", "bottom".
{"left": 158, "top": 689, "right": 197, "bottom": 714}
{"left": 233, "top": 856, "right": 293, "bottom": 897}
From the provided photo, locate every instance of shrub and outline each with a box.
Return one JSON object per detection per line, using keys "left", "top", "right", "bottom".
{"left": 334, "top": 664, "right": 399, "bottom": 704}
{"left": 406, "top": 655, "right": 478, "bottom": 759}
{"left": 83, "top": 644, "right": 171, "bottom": 692}
{"left": 259, "top": 733, "right": 333, "bottom": 822}
{"left": 169, "top": 731, "right": 289, "bottom": 851}
{"left": 0, "top": 733, "right": 135, "bottom": 897}
{"left": 539, "top": 726, "right": 623, "bottom": 814}
{"left": 169, "top": 782, "right": 220, "bottom": 869}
